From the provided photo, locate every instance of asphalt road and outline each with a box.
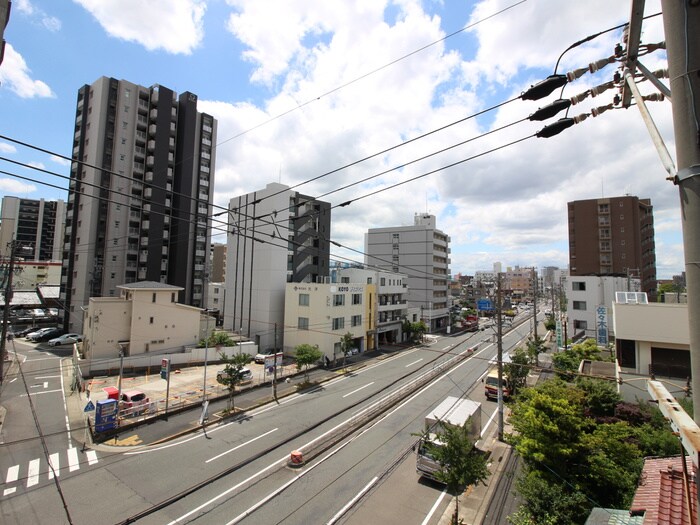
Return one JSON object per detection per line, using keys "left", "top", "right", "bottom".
{"left": 0, "top": 312, "right": 537, "bottom": 525}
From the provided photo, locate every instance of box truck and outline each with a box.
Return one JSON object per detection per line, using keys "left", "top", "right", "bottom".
{"left": 416, "top": 396, "right": 482, "bottom": 481}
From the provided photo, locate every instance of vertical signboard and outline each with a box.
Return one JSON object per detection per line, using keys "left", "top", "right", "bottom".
{"left": 94, "top": 399, "right": 118, "bottom": 432}
{"left": 160, "top": 358, "right": 170, "bottom": 380}
{"left": 596, "top": 305, "right": 608, "bottom": 346}
{"left": 556, "top": 319, "right": 563, "bottom": 348}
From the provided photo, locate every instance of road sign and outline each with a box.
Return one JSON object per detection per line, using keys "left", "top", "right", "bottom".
{"left": 84, "top": 400, "right": 95, "bottom": 412}
{"left": 160, "top": 358, "right": 170, "bottom": 380}
{"left": 477, "top": 299, "right": 493, "bottom": 311}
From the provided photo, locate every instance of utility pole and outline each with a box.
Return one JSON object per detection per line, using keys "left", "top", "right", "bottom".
{"left": 532, "top": 268, "right": 538, "bottom": 342}
{"left": 1, "top": 240, "right": 29, "bottom": 385}
{"left": 660, "top": 1, "right": 700, "bottom": 428}
{"left": 496, "top": 272, "right": 504, "bottom": 442}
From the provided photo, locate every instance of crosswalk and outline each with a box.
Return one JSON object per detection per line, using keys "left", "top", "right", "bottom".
{"left": 2, "top": 447, "right": 99, "bottom": 496}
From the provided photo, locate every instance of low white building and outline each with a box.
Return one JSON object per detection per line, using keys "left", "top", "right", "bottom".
{"left": 82, "top": 281, "right": 202, "bottom": 361}
{"left": 284, "top": 281, "right": 376, "bottom": 362}
{"left": 566, "top": 275, "right": 640, "bottom": 343}
{"left": 333, "top": 267, "right": 408, "bottom": 346}
{"left": 613, "top": 292, "right": 690, "bottom": 378}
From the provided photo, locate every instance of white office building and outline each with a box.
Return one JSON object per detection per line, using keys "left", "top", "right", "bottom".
{"left": 224, "top": 183, "right": 331, "bottom": 350}
{"left": 365, "top": 213, "right": 450, "bottom": 333}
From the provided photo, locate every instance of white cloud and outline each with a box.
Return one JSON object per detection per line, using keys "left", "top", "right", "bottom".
{"left": 14, "top": 0, "right": 61, "bottom": 31}
{"left": 73, "top": 0, "right": 206, "bottom": 54}
{"left": 50, "top": 155, "right": 71, "bottom": 167}
{"left": 0, "top": 44, "right": 55, "bottom": 98}
{"left": 206, "top": 0, "right": 679, "bottom": 277}
{"left": 0, "top": 178, "right": 37, "bottom": 194}
{"left": 0, "top": 142, "right": 17, "bottom": 154}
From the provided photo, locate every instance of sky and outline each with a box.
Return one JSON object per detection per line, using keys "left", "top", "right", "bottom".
{"left": 0, "top": 0, "right": 683, "bottom": 279}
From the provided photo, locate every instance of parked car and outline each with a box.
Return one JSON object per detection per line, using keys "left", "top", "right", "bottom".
{"left": 48, "top": 333, "right": 83, "bottom": 346}
{"left": 254, "top": 348, "right": 279, "bottom": 364}
{"left": 13, "top": 326, "right": 37, "bottom": 338}
{"left": 216, "top": 367, "right": 253, "bottom": 384}
{"left": 119, "top": 390, "right": 150, "bottom": 416}
{"left": 32, "top": 328, "right": 65, "bottom": 343}
{"left": 26, "top": 327, "right": 58, "bottom": 341}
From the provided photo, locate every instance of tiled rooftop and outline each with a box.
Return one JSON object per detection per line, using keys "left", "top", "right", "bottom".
{"left": 630, "top": 456, "right": 697, "bottom": 524}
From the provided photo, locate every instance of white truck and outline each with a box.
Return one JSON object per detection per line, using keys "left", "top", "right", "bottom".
{"left": 416, "top": 396, "right": 482, "bottom": 481}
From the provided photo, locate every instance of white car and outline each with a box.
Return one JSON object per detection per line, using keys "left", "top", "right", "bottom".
{"left": 48, "top": 333, "right": 83, "bottom": 346}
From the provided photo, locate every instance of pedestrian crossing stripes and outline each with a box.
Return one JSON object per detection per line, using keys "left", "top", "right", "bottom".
{"left": 2, "top": 448, "right": 99, "bottom": 496}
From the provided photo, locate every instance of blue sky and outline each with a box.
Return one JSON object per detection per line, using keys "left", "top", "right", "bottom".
{"left": 0, "top": 0, "right": 682, "bottom": 279}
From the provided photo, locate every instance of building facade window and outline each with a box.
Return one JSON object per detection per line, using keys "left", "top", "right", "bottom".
{"left": 298, "top": 317, "right": 309, "bottom": 330}
{"left": 573, "top": 301, "right": 587, "bottom": 310}
{"left": 333, "top": 294, "right": 345, "bottom": 306}
{"left": 574, "top": 320, "right": 588, "bottom": 330}
{"left": 299, "top": 293, "right": 309, "bottom": 306}
{"left": 351, "top": 315, "right": 362, "bottom": 327}
{"left": 352, "top": 293, "right": 362, "bottom": 305}
{"left": 332, "top": 317, "right": 345, "bottom": 330}
{"left": 572, "top": 282, "right": 586, "bottom": 291}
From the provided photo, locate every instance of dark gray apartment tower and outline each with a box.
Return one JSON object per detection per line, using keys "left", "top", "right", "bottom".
{"left": 61, "top": 77, "right": 217, "bottom": 333}
{"left": 0, "top": 197, "right": 65, "bottom": 261}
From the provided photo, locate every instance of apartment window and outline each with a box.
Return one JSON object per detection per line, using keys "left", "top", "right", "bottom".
{"left": 112, "top": 256, "right": 117, "bottom": 262}
{"left": 111, "top": 273, "right": 116, "bottom": 279}
{"left": 572, "top": 282, "right": 586, "bottom": 291}
{"left": 352, "top": 293, "right": 362, "bottom": 305}
{"left": 598, "top": 204, "right": 609, "bottom": 213}
{"left": 298, "top": 317, "right": 309, "bottom": 330}
{"left": 351, "top": 315, "right": 362, "bottom": 327}
{"left": 573, "top": 301, "right": 587, "bottom": 310}
{"left": 149, "top": 317, "right": 154, "bottom": 324}
{"left": 299, "top": 293, "right": 310, "bottom": 306}
{"left": 367, "top": 278, "right": 372, "bottom": 284}
{"left": 333, "top": 294, "right": 345, "bottom": 306}
{"left": 574, "top": 320, "right": 588, "bottom": 330}
{"left": 341, "top": 277, "right": 350, "bottom": 283}
{"left": 332, "top": 317, "right": 345, "bottom": 330}
{"left": 171, "top": 293, "right": 176, "bottom": 302}
{"left": 152, "top": 293, "right": 157, "bottom": 303}
{"left": 381, "top": 278, "right": 386, "bottom": 286}
{"left": 392, "top": 233, "right": 399, "bottom": 241}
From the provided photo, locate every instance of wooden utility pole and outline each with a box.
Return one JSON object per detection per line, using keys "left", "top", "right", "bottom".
{"left": 496, "top": 273, "right": 504, "bottom": 442}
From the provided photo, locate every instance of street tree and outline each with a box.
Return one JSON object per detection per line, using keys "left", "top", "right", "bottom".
{"left": 339, "top": 331, "right": 354, "bottom": 370}
{"left": 295, "top": 343, "right": 323, "bottom": 382}
{"left": 198, "top": 331, "right": 236, "bottom": 348}
{"left": 503, "top": 346, "right": 530, "bottom": 396}
{"left": 425, "top": 420, "right": 490, "bottom": 524}
{"left": 218, "top": 351, "right": 251, "bottom": 412}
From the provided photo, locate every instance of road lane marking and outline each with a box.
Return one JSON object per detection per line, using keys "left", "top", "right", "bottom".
{"left": 421, "top": 487, "right": 448, "bottom": 525}
{"left": 205, "top": 428, "right": 278, "bottom": 464}
{"left": 48, "top": 453, "right": 60, "bottom": 479}
{"left": 34, "top": 375, "right": 60, "bottom": 379}
{"left": 326, "top": 476, "right": 378, "bottom": 525}
{"left": 67, "top": 448, "right": 79, "bottom": 472}
{"left": 3, "top": 465, "right": 19, "bottom": 495}
{"left": 59, "top": 358, "right": 71, "bottom": 447}
{"left": 86, "top": 450, "right": 98, "bottom": 465}
{"left": 342, "top": 382, "right": 375, "bottom": 398}
{"left": 20, "top": 389, "right": 62, "bottom": 397}
{"left": 405, "top": 359, "right": 423, "bottom": 368}
{"left": 27, "top": 459, "right": 40, "bottom": 487}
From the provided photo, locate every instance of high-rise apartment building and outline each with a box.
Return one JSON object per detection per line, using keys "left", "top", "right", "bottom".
{"left": 0, "top": 197, "right": 65, "bottom": 260}
{"left": 365, "top": 213, "right": 451, "bottom": 332}
{"left": 62, "top": 77, "right": 217, "bottom": 333}
{"left": 224, "top": 183, "right": 331, "bottom": 349}
{"left": 568, "top": 196, "right": 656, "bottom": 297}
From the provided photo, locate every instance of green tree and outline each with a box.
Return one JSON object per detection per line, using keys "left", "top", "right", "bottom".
{"left": 198, "top": 331, "right": 236, "bottom": 348}
{"left": 402, "top": 319, "right": 428, "bottom": 343}
{"left": 576, "top": 378, "right": 620, "bottom": 418}
{"left": 504, "top": 346, "right": 530, "bottom": 396}
{"left": 339, "top": 332, "right": 354, "bottom": 370}
{"left": 218, "top": 351, "right": 251, "bottom": 412}
{"left": 295, "top": 343, "right": 323, "bottom": 381}
{"left": 526, "top": 336, "right": 545, "bottom": 367}
{"left": 425, "top": 420, "right": 490, "bottom": 524}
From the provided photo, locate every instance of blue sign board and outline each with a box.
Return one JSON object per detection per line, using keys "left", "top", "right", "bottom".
{"left": 596, "top": 305, "right": 608, "bottom": 346}
{"left": 94, "top": 399, "right": 118, "bottom": 432}
{"left": 477, "top": 299, "right": 493, "bottom": 311}
{"left": 84, "top": 400, "right": 95, "bottom": 412}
